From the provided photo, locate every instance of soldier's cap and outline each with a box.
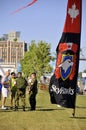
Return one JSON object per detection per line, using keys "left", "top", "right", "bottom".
{"left": 18, "top": 72, "right": 22, "bottom": 75}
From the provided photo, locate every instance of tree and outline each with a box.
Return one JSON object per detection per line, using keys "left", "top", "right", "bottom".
{"left": 21, "top": 40, "right": 55, "bottom": 79}
{"left": 78, "top": 72, "right": 82, "bottom": 78}
{"left": 13, "top": 38, "right": 17, "bottom": 42}
{"left": 83, "top": 69, "right": 86, "bottom": 73}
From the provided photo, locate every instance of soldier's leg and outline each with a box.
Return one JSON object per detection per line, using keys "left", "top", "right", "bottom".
{"left": 21, "top": 92, "right": 26, "bottom": 111}
{"left": 14, "top": 90, "right": 19, "bottom": 111}
{"left": 14, "top": 90, "right": 19, "bottom": 106}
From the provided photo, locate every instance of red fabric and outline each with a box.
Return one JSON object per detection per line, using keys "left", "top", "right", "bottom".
{"left": 11, "top": 0, "right": 38, "bottom": 14}
{"left": 63, "top": 0, "right": 81, "bottom": 33}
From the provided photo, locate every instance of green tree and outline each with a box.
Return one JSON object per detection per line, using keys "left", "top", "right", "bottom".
{"left": 21, "top": 40, "right": 55, "bottom": 79}
{"left": 13, "top": 38, "right": 17, "bottom": 42}
{"left": 83, "top": 69, "right": 86, "bottom": 73}
{"left": 78, "top": 72, "right": 82, "bottom": 78}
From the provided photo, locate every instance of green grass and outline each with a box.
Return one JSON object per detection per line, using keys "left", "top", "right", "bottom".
{"left": 0, "top": 90, "right": 86, "bottom": 130}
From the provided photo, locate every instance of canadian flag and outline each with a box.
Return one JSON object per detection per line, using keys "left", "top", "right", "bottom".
{"left": 63, "top": 0, "right": 81, "bottom": 33}
{"left": 49, "top": 0, "right": 82, "bottom": 110}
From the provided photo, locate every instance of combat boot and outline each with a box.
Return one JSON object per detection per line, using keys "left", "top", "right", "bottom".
{"left": 14, "top": 106, "right": 18, "bottom": 111}
{"left": 23, "top": 106, "right": 25, "bottom": 111}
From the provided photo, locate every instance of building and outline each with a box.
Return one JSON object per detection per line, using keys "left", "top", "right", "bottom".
{"left": 0, "top": 63, "right": 16, "bottom": 76}
{"left": 0, "top": 31, "right": 27, "bottom": 76}
{"left": 8, "top": 31, "right": 20, "bottom": 41}
{"left": 0, "top": 41, "right": 27, "bottom": 75}
{"left": 0, "top": 31, "right": 20, "bottom": 41}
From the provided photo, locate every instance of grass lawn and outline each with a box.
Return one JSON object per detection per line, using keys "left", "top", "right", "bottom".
{"left": 0, "top": 90, "right": 86, "bottom": 130}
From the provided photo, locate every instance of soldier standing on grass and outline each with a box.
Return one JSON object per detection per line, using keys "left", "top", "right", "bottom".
{"left": 14, "top": 72, "right": 27, "bottom": 111}
{"left": 28, "top": 72, "right": 38, "bottom": 111}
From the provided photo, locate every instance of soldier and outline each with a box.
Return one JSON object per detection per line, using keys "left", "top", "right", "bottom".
{"left": 14, "top": 72, "right": 27, "bottom": 111}
{"left": 28, "top": 72, "right": 38, "bottom": 111}
{"left": 9, "top": 72, "right": 16, "bottom": 109}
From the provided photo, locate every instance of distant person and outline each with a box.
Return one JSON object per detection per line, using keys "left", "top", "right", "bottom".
{"left": 14, "top": 72, "right": 27, "bottom": 111}
{"left": 28, "top": 72, "right": 38, "bottom": 111}
{"left": 76, "top": 85, "right": 80, "bottom": 94}
{"left": 9, "top": 72, "right": 16, "bottom": 109}
{"left": 1, "top": 71, "right": 10, "bottom": 110}
{"left": 0, "top": 75, "right": 3, "bottom": 100}
{"left": 83, "top": 86, "right": 86, "bottom": 95}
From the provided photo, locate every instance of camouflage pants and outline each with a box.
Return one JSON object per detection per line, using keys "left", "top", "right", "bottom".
{"left": 15, "top": 89, "right": 26, "bottom": 107}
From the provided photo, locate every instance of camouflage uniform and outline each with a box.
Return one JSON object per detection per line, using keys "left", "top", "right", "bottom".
{"left": 29, "top": 78, "right": 38, "bottom": 110}
{"left": 15, "top": 77, "right": 27, "bottom": 111}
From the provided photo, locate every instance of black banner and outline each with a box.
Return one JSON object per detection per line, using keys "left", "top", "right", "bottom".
{"left": 49, "top": 0, "right": 82, "bottom": 108}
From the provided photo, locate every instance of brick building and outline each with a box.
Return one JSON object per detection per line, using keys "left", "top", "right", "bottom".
{"left": 0, "top": 41, "right": 27, "bottom": 66}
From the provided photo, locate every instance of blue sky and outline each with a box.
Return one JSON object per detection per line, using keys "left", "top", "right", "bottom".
{"left": 0, "top": 0, "right": 86, "bottom": 72}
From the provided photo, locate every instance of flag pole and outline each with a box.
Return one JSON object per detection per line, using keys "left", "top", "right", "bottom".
{"left": 72, "top": 91, "right": 77, "bottom": 117}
